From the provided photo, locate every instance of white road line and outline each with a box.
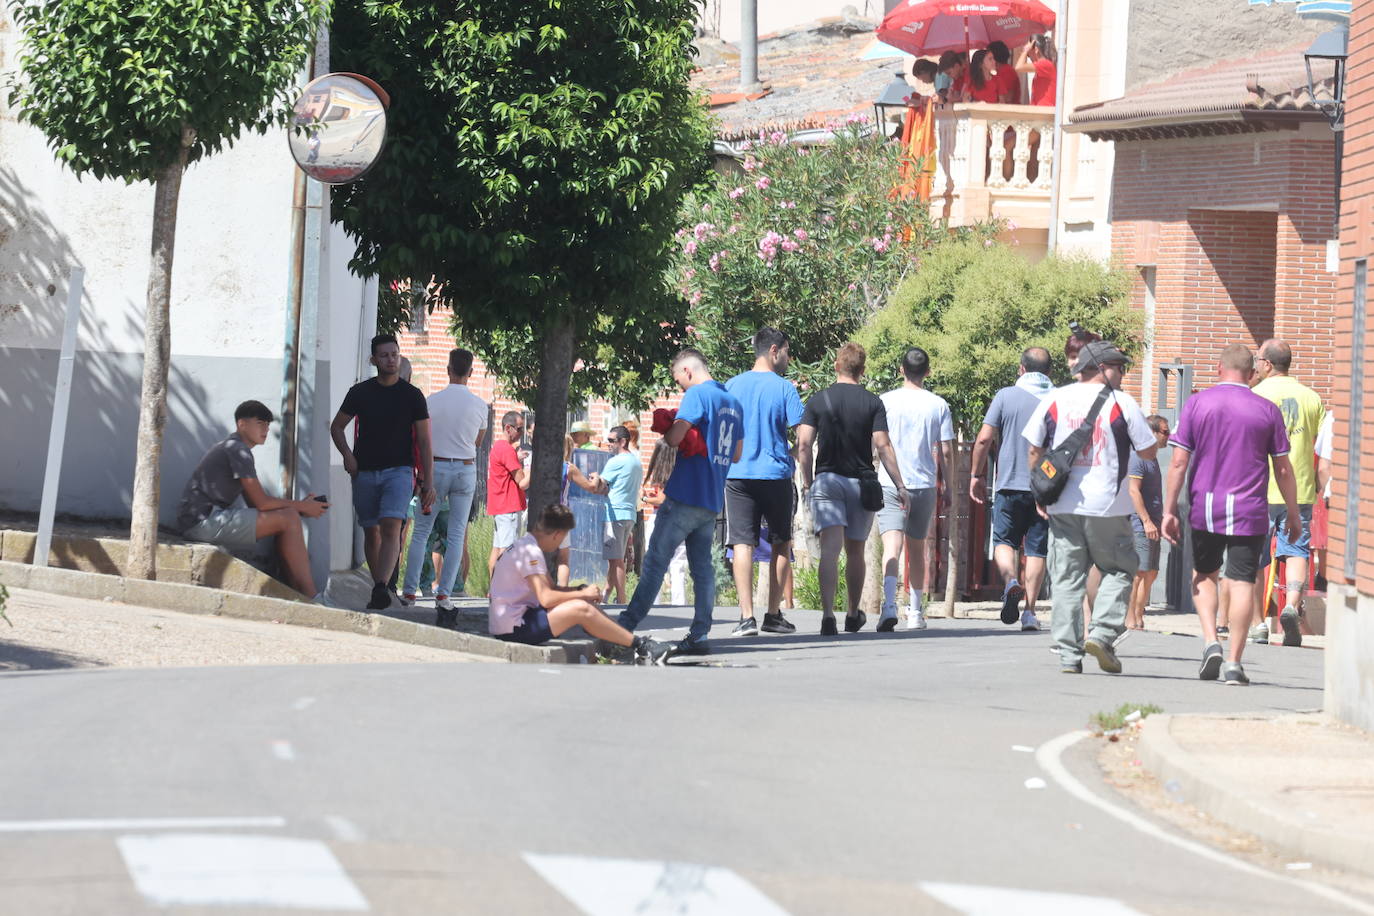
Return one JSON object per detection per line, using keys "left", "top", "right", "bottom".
{"left": 0, "top": 816, "right": 286, "bottom": 834}
{"left": 271, "top": 740, "right": 296, "bottom": 762}
{"left": 117, "top": 833, "right": 368, "bottom": 910}
{"left": 921, "top": 882, "right": 1145, "bottom": 915}
{"left": 292, "top": 696, "right": 317, "bottom": 711}
{"left": 523, "top": 853, "right": 788, "bottom": 915}
{"left": 324, "top": 815, "right": 365, "bottom": 843}
{"left": 1037, "top": 730, "right": 1374, "bottom": 915}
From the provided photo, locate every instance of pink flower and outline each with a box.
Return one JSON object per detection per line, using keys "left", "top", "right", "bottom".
{"left": 822, "top": 214, "right": 834, "bottom": 223}
{"left": 684, "top": 268, "right": 696, "bottom": 280}
{"left": 755, "top": 176, "right": 771, "bottom": 190}
{"left": 781, "top": 240, "right": 800, "bottom": 252}
{"left": 742, "top": 157, "right": 758, "bottom": 171}
{"left": 693, "top": 221, "right": 713, "bottom": 240}
{"left": 984, "top": 239, "right": 994, "bottom": 248}
{"left": 729, "top": 187, "right": 746, "bottom": 200}
{"left": 793, "top": 229, "right": 808, "bottom": 241}
{"left": 728, "top": 224, "right": 740, "bottom": 235}
{"left": 684, "top": 240, "right": 698, "bottom": 255}
{"left": 847, "top": 283, "right": 857, "bottom": 291}
{"left": 769, "top": 130, "right": 786, "bottom": 144}
{"left": 1007, "top": 219, "right": 1019, "bottom": 231}
{"left": 778, "top": 200, "right": 796, "bottom": 209}
{"left": 686, "top": 324, "right": 697, "bottom": 334}
{"left": 708, "top": 251, "right": 725, "bottom": 272}
{"left": 689, "top": 291, "right": 702, "bottom": 305}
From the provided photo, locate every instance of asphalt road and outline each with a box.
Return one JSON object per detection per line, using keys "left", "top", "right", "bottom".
{"left": 0, "top": 604, "right": 1365, "bottom": 915}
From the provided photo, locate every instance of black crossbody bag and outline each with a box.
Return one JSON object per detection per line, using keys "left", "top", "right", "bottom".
{"left": 1030, "top": 386, "right": 1113, "bottom": 508}
{"left": 818, "top": 389, "right": 885, "bottom": 511}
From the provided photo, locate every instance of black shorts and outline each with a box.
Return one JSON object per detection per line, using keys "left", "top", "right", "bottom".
{"left": 1192, "top": 531, "right": 1266, "bottom": 582}
{"left": 497, "top": 607, "right": 554, "bottom": 645}
{"left": 725, "top": 478, "right": 794, "bottom": 546}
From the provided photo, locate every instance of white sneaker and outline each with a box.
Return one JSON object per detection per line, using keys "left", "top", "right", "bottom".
{"left": 906, "top": 609, "right": 927, "bottom": 630}
{"left": 1020, "top": 610, "right": 1041, "bottom": 631}
{"left": 435, "top": 595, "right": 455, "bottom": 612}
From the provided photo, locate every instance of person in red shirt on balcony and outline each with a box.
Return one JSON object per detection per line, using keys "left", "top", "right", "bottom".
{"left": 986, "top": 41, "right": 1021, "bottom": 104}
{"left": 937, "top": 50, "right": 968, "bottom": 103}
{"left": 1016, "top": 35, "right": 1057, "bottom": 107}
{"left": 967, "top": 49, "right": 1005, "bottom": 103}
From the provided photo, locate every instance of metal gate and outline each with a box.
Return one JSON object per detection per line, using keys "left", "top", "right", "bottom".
{"left": 1154, "top": 362, "right": 1193, "bottom": 613}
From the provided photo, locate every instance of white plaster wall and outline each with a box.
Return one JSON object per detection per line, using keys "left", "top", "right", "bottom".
{"left": 705, "top": 0, "right": 889, "bottom": 41}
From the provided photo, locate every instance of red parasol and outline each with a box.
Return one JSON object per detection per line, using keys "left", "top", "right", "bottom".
{"left": 878, "top": 0, "right": 1056, "bottom": 56}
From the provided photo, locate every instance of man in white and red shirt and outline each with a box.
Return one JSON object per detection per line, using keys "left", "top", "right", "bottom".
{"left": 1023, "top": 341, "right": 1156, "bottom": 675}
{"left": 1161, "top": 343, "right": 1301, "bottom": 686}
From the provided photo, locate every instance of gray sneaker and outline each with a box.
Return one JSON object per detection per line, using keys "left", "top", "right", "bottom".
{"left": 1060, "top": 661, "right": 1083, "bottom": 674}
{"left": 1084, "top": 637, "right": 1122, "bottom": 674}
{"left": 1279, "top": 606, "right": 1303, "bottom": 647}
{"left": 1198, "top": 641, "right": 1224, "bottom": 680}
{"left": 731, "top": 616, "right": 759, "bottom": 636}
{"left": 1222, "top": 661, "right": 1250, "bottom": 686}
{"left": 1250, "top": 620, "right": 1270, "bottom": 644}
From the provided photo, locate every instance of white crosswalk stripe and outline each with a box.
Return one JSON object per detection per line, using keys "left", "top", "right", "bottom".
{"left": 117, "top": 833, "right": 368, "bottom": 910}
{"left": 523, "top": 852, "right": 789, "bottom": 915}
{"left": 921, "top": 882, "right": 1146, "bottom": 915}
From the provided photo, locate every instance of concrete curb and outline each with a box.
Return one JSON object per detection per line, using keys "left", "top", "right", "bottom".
{"left": 1137, "top": 714, "right": 1374, "bottom": 877}
{"left": 0, "top": 561, "right": 595, "bottom": 665}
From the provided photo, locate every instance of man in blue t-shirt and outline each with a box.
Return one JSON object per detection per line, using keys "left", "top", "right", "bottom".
{"left": 598, "top": 425, "right": 644, "bottom": 603}
{"left": 723, "top": 327, "right": 804, "bottom": 637}
{"left": 618, "top": 349, "right": 743, "bottom": 654}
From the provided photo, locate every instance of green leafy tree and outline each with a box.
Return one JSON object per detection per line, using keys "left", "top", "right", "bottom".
{"left": 6, "top": 0, "right": 326, "bottom": 578}
{"left": 677, "top": 121, "right": 941, "bottom": 391}
{"left": 332, "top": 0, "right": 711, "bottom": 521}
{"left": 859, "top": 238, "right": 1141, "bottom": 436}
{"left": 857, "top": 238, "right": 1139, "bottom": 614}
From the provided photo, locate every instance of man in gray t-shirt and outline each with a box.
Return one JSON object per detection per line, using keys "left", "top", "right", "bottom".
{"left": 969, "top": 347, "right": 1054, "bottom": 630}
{"left": 177, "top": 400, "right": 327, "bottom": 598}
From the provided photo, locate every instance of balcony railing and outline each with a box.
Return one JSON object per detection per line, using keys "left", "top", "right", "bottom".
{"left": 932, "top": 104, "right": 1054, "bottom": 231}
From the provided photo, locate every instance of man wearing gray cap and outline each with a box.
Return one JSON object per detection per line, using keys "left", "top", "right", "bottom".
{"left": 1022, "top": 340, "right": 1158, "bottom": 674}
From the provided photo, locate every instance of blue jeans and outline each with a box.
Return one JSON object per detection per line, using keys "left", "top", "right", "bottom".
{"left": 617, "top": 498, "right": 718, "bottom": 644}
{"left": 403, "top": 461, "right": 476, "bottom": 597}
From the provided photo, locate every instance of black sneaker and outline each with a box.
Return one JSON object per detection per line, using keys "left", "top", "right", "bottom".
{"left": 1000, "top": 582, "right": 1025, "bottom": 625}
{"left": 1060, "top": 661, "right": 1083, "bottom": 674}
{"left": 1223, "top": 661, "right": 1250, "bottom": 686}
{"left": 1198, "top": 641, "right": 1223, "bottom": 680}
{"left": 1084, "top": 637, "right": 1122, "bottom": 673}
{"left": 435, "top": 607, "right": 458, "bottom": 630}
{"left": 1280, "top": 606, "right": 1303, "bottom": 647}
{"left": 820, "top": 616, "right": 838, "bottom": 636}
{"left": 761, "top": 612, "right": 796, "bottom": 634}
{"left": 844, "top": 610, "right": 867, "bottom": 633}
{"left": 633, "top": 636, "right": 673, "bottom": 666}
{"left": 674, "top": 638, "right": 711, "bottom": 657}
{"left": 1216, "top": 625, "right": 1230, "bottom": 638}
{"left": 876, "top": 616, "right": 898, "bottom": 633}
{"left": 366, "top": 582, "right": 391, "bottom": 610}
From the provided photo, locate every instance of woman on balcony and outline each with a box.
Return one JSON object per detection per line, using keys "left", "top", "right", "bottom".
{"left": 986, "top": 41, "right": 1022, "bottom": 104}
{"left": 968, "top": 49, "right": 1006, "bottom": 104}
{"left": 1015, "top": 35, "right": 1057, "bottom": 107}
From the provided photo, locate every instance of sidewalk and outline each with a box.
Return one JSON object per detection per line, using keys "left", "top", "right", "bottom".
{"left": 0, "top": 586, "right": 499, "bottom": 671}
{"left": 1138, "top": 713, "right": 1374, "bottom": 878}
{"left": 959, "top": 602, "right": 1327, "bottom": 649}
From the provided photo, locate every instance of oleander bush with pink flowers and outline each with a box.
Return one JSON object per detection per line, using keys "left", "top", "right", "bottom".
{"left": 676, "top": 118, "right": 990, "bottom": 390}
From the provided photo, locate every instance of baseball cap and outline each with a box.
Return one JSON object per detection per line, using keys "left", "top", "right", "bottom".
{"left": 1074, "top": 340, "right": 1129, "bottom": 375}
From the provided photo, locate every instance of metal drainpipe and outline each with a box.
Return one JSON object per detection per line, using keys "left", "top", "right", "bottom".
{"left": 1046, "top": 0, "right": 1069, "bottom": 253}
{"left": 740, "top": 0, "right": 759, "bottom": 90}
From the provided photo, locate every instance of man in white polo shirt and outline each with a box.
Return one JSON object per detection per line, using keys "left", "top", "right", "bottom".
{"left": 402, "top": 348, "right": 488, "bottom": 627}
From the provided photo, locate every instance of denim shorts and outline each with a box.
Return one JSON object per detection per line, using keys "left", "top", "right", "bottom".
{"left": 1266, "top": 503, "right": 1314, "bottom": 562}
{"left": 352, "top": 466, "right": 413, "bottom": 528}
{"left": 991, "top": 490, "right": 1048, "bottom": 559}
{"left": 1133, "top": 529, "right": 1162, "bottom": 572}
{"left": 497, "top": 606, "right": 554, "bottom": 645}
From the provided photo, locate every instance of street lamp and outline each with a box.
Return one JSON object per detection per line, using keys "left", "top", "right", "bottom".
{"left": 873, "top": 72, "right": 912, "bottom": 138}
{"left": 1304, "top": 26, "right": 1348, "bottom": 130}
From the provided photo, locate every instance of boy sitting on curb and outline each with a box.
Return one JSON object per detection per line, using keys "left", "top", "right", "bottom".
{"left": 488, "top": 503, "right": 673, "bottom": 665}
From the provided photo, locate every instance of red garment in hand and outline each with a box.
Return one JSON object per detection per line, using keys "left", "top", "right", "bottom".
{"left": 651, "top": 408, "right": 677, "bottom": 434}
{"left": 650, "top": 406, "right": 707, "bottom": 456}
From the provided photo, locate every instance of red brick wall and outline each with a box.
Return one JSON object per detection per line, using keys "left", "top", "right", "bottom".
{"left": 395, "top": 306, "right": 682, "bottom": 474}
{"left": 1111, "top": 131, "right": 1338, "bottom": 404}
{"left": 1331, "top": 0, "right": 1374, "bottom": 592}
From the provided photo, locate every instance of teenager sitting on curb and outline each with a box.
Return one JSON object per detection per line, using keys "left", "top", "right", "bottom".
{"left": 178, "top": 400, "right": 328, "bottom": 599}
{"left": 489, "top": 503, "right": 673, "bottom": 664}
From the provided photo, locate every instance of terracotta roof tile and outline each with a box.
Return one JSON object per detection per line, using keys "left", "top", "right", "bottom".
{"left": 1068, "top": 43, "right": 1337, "bottom": 132}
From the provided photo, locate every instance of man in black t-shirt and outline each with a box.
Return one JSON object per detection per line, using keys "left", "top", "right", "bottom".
{"left": 797, "top": 342, "right": 908, "bottom": 635}
{"left": 330, "top": 334, "right": 435, "bottom": 610}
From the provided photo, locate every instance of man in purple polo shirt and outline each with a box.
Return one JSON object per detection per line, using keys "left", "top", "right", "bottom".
{"left": 1161, "top": 344, "right": 1301, "bottom": 686}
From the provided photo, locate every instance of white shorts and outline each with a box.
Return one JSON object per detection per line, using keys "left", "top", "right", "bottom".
{"left": 493, "top": 512, "right": 525, "bottom": 549}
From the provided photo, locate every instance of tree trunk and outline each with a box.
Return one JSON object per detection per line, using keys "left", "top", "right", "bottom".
{"left": 128, "top": 128, "right": 194, "bottom": 580}
{"left": 527, "top": 312, "right": 577, "bottom": 528}
{"left": 860, "top": 519, "right": 882, "bottom": 614}
{"left": 943, "top": 442, "right": 968, "bottom": 618}
{"left": 792, "top": 465, "right": 818, "bottom": 570}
